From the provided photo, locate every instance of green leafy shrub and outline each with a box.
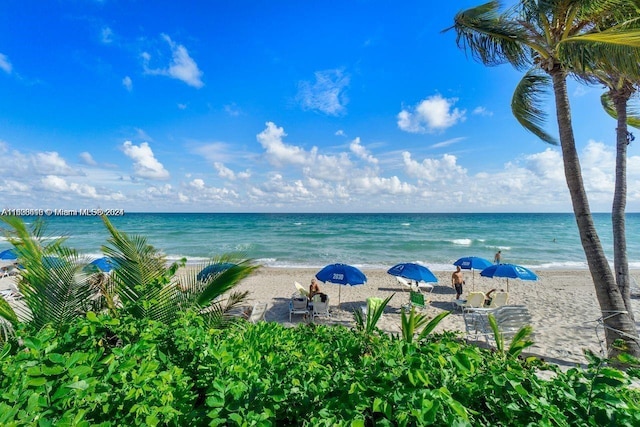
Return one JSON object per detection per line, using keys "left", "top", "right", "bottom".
{"left": 1, "top": 311, "right": 639, "bottom": 426}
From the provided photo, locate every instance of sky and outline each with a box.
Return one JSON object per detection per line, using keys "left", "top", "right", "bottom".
{"left": 1, "top": 0, "right": 639, "bottom": 213}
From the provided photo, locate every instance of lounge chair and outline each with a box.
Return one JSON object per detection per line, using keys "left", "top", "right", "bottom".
{"left": 248, "top": 302, "right": 268, "bottom": 323}
{"left": 409, "top": 290, "right": 426, "bottom": 309}
{"left": 492, "top": 305, "right": 532, "bottom": 340}
{"left": 294, "top": 281, "right": 309, "bottom": 297}
{"left": 312, "top": 294, "right": 330, "bottom": 321}
{"left": 488, "top": 291, "right": 509, "bottom": 308}
{"left": 454, "top": 291, "right": 486, "bottom": 311}
{"left": 289, "top": 294, "right": 309, "bottom": 321}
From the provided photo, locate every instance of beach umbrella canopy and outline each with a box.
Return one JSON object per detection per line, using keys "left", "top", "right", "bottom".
{"left": 480, "top": 263, "right": 538, "bottom": 291}
{"left": 84, "top": 257, "right": 115, "bottom": 273}
{"left": 0, "top": 249, "right": 17, "bottom": 260}
{"left": 387, "top": 262, "right": 438, "bottom": 283}
{"left": 453, "top": 256, "right": 493, "bottom": 290}
{"left": 197, "top": 263, "right": 235, "bottom": 282}
{"left": 453, "top": 256, "right": 493, "bottom": 271}
{"left": 315, "top": 263, "right": 367, "bottom": 306}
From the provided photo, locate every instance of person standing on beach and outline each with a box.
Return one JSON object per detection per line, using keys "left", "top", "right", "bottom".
{"left": 494, "top": 250, "right": 501, "bottom": 264}
{"left": 452, "top": 266, "right": 464, "bottom": 299}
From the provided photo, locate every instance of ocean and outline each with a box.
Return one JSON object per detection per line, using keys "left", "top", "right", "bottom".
{"left": 1, "top": 213, "right": 639, "bottom": 271}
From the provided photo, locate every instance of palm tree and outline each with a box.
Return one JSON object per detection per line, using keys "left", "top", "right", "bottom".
{"left": 0, "top": 215, "right": 259, "bottom": 343}
{"left": 446, "top": 0, "right": 640, "bottom": 358}
{"left": 99, "top": 215, "right": 258, "bottom": 327}
{"left": 0, "top": 216, "right": 94, "bottom": 338}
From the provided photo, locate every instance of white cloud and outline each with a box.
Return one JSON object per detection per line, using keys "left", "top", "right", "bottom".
{"left": 335, "top": 130, "right": 346, "bottom": 137}
{"left": 39, "top": 175, "right": 124, "bottom": 200}
{"left": 121, "top": 141, "right": 170, "bottom": 179}
{"left": 297, "top": 69, "right": 349, "bottom": 116}
{"left": 402, "top": 152, "right": 467, "bottom": 182}
{"left": 101, "top": 26, "right": 114, "bottom": 44}
{"left": 80, "top": 152, "right": 97, "bottom": 166}
{"left": 0, "top": 53, "right": 12, "bottom": 74}
{"left": 349, "top": 137, "right": 378, "bottom": 164}
{"left": 122, "top": 76, "right": 132, "bottom": 91}
{"left": 32, "top": 152, "right": 77, "bottom": 175}
{"left": 472, "top": 106, "right": 493, "bottom": 116}
{"left": 257, "top": 122, "right": 309, "bottom": 167}
{"left": 430, "top": 137, "right": 466, "bottom": 149}
{"left": 177, "top": 103, "right": 187, "bottom": 110}
{"left": 398, "top": 95, "right": 466, "bottom": 133}
{"left": 142, "top": 35, "right": 204, "bottom": 88}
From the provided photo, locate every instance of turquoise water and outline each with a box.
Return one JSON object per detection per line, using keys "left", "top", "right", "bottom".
{"left": 1, "top": 213, "right": 638, "bottom": 270}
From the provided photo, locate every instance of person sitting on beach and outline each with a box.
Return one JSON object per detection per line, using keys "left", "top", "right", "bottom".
{"left": 484, "top": 288, "right": 497, "bottom": 306}
{"left": 309, "top": 278, "right": 321, "bottom": 299}
{"left": 452, "top": 265, "right": 464, "bottom": 299}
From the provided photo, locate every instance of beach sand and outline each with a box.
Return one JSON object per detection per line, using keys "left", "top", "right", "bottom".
{"left": 2, "top": 268, "right": 639, "bottom": 366}
{"left": 233, "top": 268, "right": 640, "bottom": 366}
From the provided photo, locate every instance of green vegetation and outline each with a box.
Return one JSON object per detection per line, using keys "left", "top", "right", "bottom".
{"left": 1, "top": 215, "right": 639, "bottom": 425}
{"left": 1, "top": 312, "right": 639, "bottom": 426}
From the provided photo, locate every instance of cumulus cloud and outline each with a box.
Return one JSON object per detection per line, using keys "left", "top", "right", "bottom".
{"left": 398, "top": 95, "right": 466, "bottom": 133}
{"left": 32, "top": 152, "right": 77, "bottom": 175}
{"left": 402, "top": 152, "right": 467, "bottom": 182}
{"left": 80, "top": 152, "right": 97, "bottom": 166}
{"left": 257, "top": 122, "right": 309, "bottom": 167}
{"left": 297, "top": 69, "right": 349, "bottom": 116}
{"left": 142, "top": 34, "right": 204, "bottom": 88}
{"left": 122, "top": 141, "right": 170, "bottom": 179}
{"left": 0, "top": 53, "right": 12, "bottom": 74}
{"left": 214, "top": 162, "right": 251, "bottom": 181}
{"left": 122, "top": 76, "right": 132, "bottom": 91}
{"left": 349, "top": 137, "right": 378, "bottom": 164}
{"left": 38, "top": 175, "right": 125, "bottom": 200}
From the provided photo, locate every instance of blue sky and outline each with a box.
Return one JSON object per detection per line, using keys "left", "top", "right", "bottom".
{"left": 1, "top": 0, "right": 638, "bottom": 213}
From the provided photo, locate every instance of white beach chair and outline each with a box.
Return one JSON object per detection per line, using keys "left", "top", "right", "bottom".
{"left": 289, "top": 294, "right": 309, "bottom": 321}
{"left": 248, "top": 302, "right": 268, "bottom": 323}
{"left": 312, "top": 294, "right": 330, "bottom": 321}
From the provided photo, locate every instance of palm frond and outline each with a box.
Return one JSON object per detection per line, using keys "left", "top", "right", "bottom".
{"left": 196, "top": 262, "right": 260, "bottom": 307}
{"left": 561, "top": 26, "right": 640, "bottom": 81}
{"left": 445, "top": 1, "right": 532, "bottom": 70}
{"left": 1, "top": 216, "right": 95, "bottom": 331}
{"left": 601, "top": 91, "right": 640, "bottom": 129}
{"left": 100, "top": 215, "right": 169, "bottom": 319}
{"left": 511, "top": 69, "right": 558, "bottom": 144}
{"left": 0, "top": 297, "right": 19, "bottom": 328}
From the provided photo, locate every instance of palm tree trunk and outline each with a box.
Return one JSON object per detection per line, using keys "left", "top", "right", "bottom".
{"left": 550, "top": 69, "right": 640, "bottom": 358}
{"left": 612, "top": 89, "right": 634, "bottom": 322}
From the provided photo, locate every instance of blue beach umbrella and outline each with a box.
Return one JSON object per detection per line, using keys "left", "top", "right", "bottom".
{"left": 453, "top": 256, "right": 493, "bottom": 290}
{"left": 85, "top": 257, "right": 115, "bottom": 273}
{"left": 480, "top": 263, "right": 538, "bottom": 292}
{"left": 387, "top": 262, "right": 438, "bottom": 284}
{"left": 197, "top": 263, "right": 236, "bottom": 282}
{"left": 315, "top": 263, "right": 367, "bottom": 306}
{"left": 0, "top": 249, "right": 17, "bottom": 260}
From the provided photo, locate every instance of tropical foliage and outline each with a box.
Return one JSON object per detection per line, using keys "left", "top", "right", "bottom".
{"left": 447, "top": 0, "right": 640, "bottom": 357}
{"left": 0, "top": 311, "right": 639, "bottom": 426}
{"left": 0, "top": 215, "right": 258, "bottom": 341}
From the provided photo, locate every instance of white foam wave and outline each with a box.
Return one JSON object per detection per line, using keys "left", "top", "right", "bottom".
{"left": 452, "top": 239, "right": 472, "bottom": 246}
{"left": 401, "top": 223, "right": 411, "bottom": 226}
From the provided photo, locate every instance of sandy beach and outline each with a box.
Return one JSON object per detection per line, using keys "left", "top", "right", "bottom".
{"left": 2, "top": 268, "right": 639, "bottom": 366}
{"left": 234, "top": 268, "right": 640, "bottom": 366}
